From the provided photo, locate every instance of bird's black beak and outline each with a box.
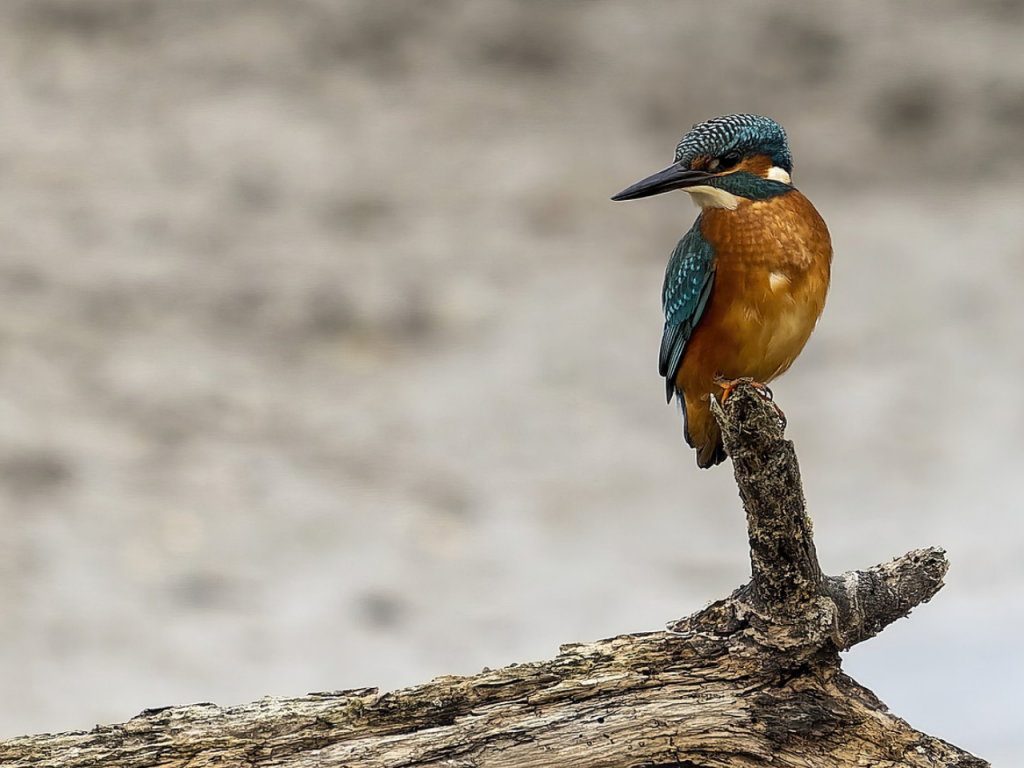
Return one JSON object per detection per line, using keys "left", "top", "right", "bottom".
{"left": 611, "top": 162, "right": 716, "bottom": 201}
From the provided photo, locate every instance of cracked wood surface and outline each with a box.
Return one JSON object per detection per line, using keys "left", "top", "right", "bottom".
{"left": 0, "top": 386, "right": 990, "bottom": 768}
{"left": 0, "top": 632, "right": 987, "bottom": 768}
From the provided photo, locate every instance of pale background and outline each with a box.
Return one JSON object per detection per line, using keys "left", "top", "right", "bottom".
{"left": 0, "top": 1, "right": 1021, "bottom": 763}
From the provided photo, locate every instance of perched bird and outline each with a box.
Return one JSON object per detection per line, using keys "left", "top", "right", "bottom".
{"left": 612, "top": 114, "right": 832, "bottom": 468}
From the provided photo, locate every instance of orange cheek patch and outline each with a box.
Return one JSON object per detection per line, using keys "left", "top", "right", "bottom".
{"left": 734, "top": 154, "right": 774, "bottom": 177}
{"left": 690, "top": 156, "right": 711, "bottom": 171}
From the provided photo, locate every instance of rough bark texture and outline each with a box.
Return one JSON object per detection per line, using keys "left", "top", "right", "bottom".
{"left": 0, "top": 385, "right": 989, "bottom": 768}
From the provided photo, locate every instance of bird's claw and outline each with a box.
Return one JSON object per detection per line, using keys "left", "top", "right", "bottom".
{"left": 713, "top": 375, "right": 771, "bottom": 402}
{"left": 773, "top": 401, "right": 787, "bottom": 429}
{"left": 712, "top": 376, "right": 786, "bottom": 427}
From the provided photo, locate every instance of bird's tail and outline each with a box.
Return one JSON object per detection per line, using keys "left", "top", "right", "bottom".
{"left": 677, "top": 388, "right": 727, "bottom": 468}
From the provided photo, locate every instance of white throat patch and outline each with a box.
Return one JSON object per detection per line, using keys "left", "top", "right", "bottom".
{"left": 685, "top": 186, "right": 741, "bottom": 210}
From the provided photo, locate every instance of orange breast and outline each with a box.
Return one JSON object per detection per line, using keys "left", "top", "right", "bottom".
{"left": 676, "top": 190, "right": 832, "bottom": 396}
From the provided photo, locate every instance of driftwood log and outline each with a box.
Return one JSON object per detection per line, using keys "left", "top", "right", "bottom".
{"left": 0, "top": 385, "right": 989, "bottom": 767}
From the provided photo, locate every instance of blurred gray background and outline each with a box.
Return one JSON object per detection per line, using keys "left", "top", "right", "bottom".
{"left": 0, "top": 0, "right": 1020, "bottom": 762}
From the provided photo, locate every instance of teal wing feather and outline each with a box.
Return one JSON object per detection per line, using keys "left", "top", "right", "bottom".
{"left": 659, "top": 220, "right": 716, "bottom": 403}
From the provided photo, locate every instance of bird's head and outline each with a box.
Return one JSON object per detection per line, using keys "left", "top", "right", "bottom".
{"left": 612, "top": 114, "right": 793, "bottom": 210}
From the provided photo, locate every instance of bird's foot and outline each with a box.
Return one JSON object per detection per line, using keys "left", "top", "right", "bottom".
{"left": 772, "top": 400, "right": 787, "bottom": 429}
{"left": 713, "top": 376, "right": 787, "bottom": 427}
{"left": 713, "top": 375, "right": 767, "bottom": 402}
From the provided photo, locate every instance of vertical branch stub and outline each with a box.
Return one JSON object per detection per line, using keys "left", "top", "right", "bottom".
{"left": 714, "top": 385, "right": 825, "bottom": 615}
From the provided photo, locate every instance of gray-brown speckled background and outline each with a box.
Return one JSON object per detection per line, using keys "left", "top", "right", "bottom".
{"left": 0, "top": 1, "right": 1020, "bottom": 762}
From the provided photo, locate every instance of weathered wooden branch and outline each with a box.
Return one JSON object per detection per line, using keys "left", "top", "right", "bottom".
{"left": 0, "top": 385, "right": 989, "bottom": 767}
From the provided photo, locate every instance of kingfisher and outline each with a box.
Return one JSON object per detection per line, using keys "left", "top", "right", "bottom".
{"left": 612, "top": 114, "right": 832, "bottom": 468}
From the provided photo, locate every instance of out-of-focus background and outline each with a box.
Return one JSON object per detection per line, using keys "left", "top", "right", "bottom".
{"left": 0, "top": 0, "right": 1020, "bottom": 761}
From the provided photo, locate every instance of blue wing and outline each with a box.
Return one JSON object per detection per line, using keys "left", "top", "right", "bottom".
{"left": 659, "top": 219, "right": 716, "bottom": 403}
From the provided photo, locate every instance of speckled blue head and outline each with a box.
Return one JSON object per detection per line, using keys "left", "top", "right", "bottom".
{"left": 612, "top": 113, "right": 794, "bottom": 204}
{"left": 674, "top": 114, "right": 792, "bottom": 172}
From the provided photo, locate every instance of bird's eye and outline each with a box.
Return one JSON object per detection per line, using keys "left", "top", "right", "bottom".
{"left": 718, "top": 151, "right": 742, "bottom": 171}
